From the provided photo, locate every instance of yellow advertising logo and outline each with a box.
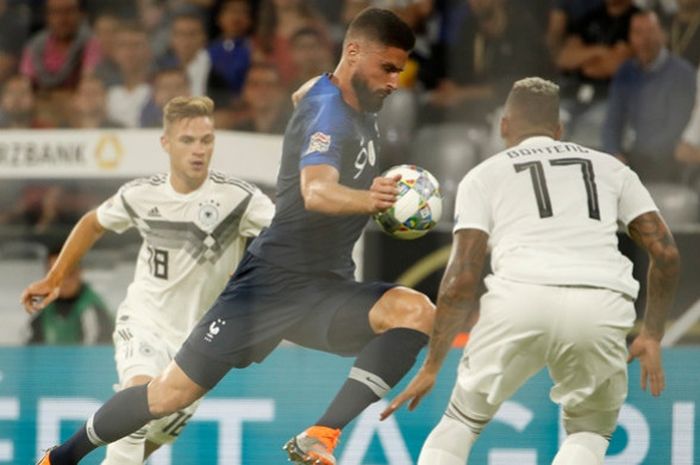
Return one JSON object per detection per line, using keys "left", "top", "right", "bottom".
{"left": 396, "top": 245, "right": 451, "bottom": 288}
{"left": 94, "top": 134, "right": 124, "bottom": 170}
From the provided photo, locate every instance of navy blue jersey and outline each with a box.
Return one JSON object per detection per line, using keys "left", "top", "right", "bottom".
{"left": 249, "top": 75, "right": 381, "bottom": 278}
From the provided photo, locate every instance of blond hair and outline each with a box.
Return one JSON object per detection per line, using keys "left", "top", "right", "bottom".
{"left": 163, "top": 96, "right": 214, "bottom": 129}
{"left": 505, "top": 77, "right": 560, "bottom": 132}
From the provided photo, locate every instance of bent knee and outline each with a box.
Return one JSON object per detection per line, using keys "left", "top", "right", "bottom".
{"left": 375, "top": 287, "right": 435, "bottom": 334}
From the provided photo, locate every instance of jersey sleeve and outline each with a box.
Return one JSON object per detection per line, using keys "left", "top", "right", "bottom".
{"left": 618, "top": 168, "right": 658, "bottom": 226}
{"left": 298, "top": 98, "right": 351, "bottom": 170}
{"left": 239, "top": 188, "right": 275, "bottom": 237}
{"left": 453, "top": 171, "right": 492, "bottom": 234}
{"left": 95, "top": 185, "right": 134, "bottom": 234}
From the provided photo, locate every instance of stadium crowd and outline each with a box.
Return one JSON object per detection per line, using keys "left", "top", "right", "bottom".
{"left": 0, "top": 0, "right": 697, "bottom": 182}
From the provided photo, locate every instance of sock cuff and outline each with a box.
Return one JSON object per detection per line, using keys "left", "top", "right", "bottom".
{"left": 86, "top": 415, "right": 107, "bottom": 447}
{"left": 348, "top": 367, "right": 391, "bottom": 397}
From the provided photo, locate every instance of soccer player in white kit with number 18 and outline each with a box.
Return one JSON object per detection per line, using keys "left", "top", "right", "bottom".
{"left": 381, "top": 77, "right": 680, "bottom": 465}
{"left": 21, "top": 96, "right": 274, "bottom": 465}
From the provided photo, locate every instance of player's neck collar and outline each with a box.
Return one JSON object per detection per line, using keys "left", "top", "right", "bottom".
{"left": 514, "top": 133, "right": 555, "bottom": 146}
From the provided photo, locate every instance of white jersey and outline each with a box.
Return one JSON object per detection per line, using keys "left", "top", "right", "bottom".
{"left": 96, "top": 171, "right": 274, "bottom": 341}
{"left": 454, "top": 136, "right": 657, "bottom": 298}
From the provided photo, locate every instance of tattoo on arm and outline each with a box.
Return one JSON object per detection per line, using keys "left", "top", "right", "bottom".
{"left": 627, "top": 212, "right": 681, "bottom": 340}
{"left": 425, "top": 229, "right": 489, "bottom": 371}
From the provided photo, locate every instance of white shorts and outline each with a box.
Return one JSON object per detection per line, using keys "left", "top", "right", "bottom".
{"left": 113, "top": 318, "right": 201, "bottom": 445}
{"left": 449, "top": 276, "right": 635, "bottom": 436}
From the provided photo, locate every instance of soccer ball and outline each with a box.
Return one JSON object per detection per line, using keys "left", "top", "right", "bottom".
{"left": 373, "top": 164, "right": 443, "bottom": 240}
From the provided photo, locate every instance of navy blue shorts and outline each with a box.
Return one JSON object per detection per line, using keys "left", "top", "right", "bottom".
{"left": 175, "top": 252, "right": 395, "bottom": 389}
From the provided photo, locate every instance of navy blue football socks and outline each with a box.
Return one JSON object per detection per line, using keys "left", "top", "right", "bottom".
{"left": 317, "top": 327, "right": 428, "bottom": 429}
{"left": 50, "top": 384, "right": 156, "bottom": 464}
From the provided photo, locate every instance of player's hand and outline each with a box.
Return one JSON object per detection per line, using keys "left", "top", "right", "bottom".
{"left": 368, "top": 174, "right": 401, "bottom": 213}
{"left": 379, "top": 366, "right": 437, "bottom": 420}
{"left": 20, "top": 277, "right": 61, "bottom": 314}
{"left": 627, "top": 331, "right": 665, "bottom": 397}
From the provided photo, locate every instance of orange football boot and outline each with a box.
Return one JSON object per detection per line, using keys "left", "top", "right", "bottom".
{"left": 283, "top": 425, "right": 341, "bottom": 465}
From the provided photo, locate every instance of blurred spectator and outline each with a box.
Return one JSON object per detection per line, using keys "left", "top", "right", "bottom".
{"left": 20, "top": 0, "right": 101, "bottom": 91}
{"left": 83, "top": 0, "right": 139, "bottom": 18}
{"left": 288, "top": 27, "right": 333, "bottom": 90}
{"left": 0, "top": 0, "right": 30, "bottom": 85}
{"left": 602, "top": 10, "right": 696, "bottom": 182}
{"left": 0, "top": 183, "right": 91, "bottom": 235}
{"left": 342, "top": 0, "right": 371, "bottom": 27}
{"left": 90, "top": 10, "right": 123, "bottom": 87}
{"left": 207, "top": 0, "right": 253, "bottom": 106}
{"left": 157, "top": 8, "right": 211, "bottom": 96}
{"left": 106, "top": 21, "right": 153, "bottom": 127}
{"left": 669, "top": 0, "right": 700, "bottom": 67}
{"left": 391, "top": 0, "right": 435, "bottom": 30}
{"left": 230, "top": 62, "right": 291, "bottom": 134}
{"left": 168, "top": 0, "right": 215, "bottom": 8}
{"left": 340, "top": 0, "right": 433, "bottom": 29}
{"left": 423, "top": 0, "right": 549, "bottom": 126}
{"left": 137, "top": 0, "right": 171, "bottom": 57}
{"left": 342, "top": 0, "right": 435, "bottom": 30}
{"left": 676, "top": 68, "right": 700, "bottom": 164}
{"left": 557, "top": 0, "right": 639, "bottom": 147}
{"left": 140, "top": 67, "right": 191, "bottom": 127}
{"left": 0, "top": 184, "right": 53, "bottom": 229}
{"left": 20, "top": 0, "right": 103, "bottom": 125}
{"left": 547, "top": 0, "right": 604, "bottom": 56}
{"left": 637, "top": 0, "right": 679, "bottom": 17}
{"left": 0, "top": 74, "right": 49, "bottom": 128}
{"left": 255, "top": 0, "right": 331, "bottom": 86}
{"left": 69, "top": 75, "right": 124, "bottom": 128}
{"left": 27, "top": 250, "right": 113, "bottom": 345}
{"left": 0, "top": 49, "right": 18, "bottom": 86}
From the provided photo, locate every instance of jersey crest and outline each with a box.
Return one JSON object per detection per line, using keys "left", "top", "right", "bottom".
{"left": 121, "top": 194, "right": 252, "bottom": 265}
{"left": 198, "top": 200, "right": 220, "bottom": 227}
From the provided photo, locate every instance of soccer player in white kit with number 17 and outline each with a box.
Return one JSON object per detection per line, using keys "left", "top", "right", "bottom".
{"left": 381, "top": 77, "right": 680, "bottom": 465}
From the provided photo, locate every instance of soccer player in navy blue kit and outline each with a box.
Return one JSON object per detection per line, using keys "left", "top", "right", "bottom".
{"left": 35, "top": 8, "right": 435, "bottom": 465}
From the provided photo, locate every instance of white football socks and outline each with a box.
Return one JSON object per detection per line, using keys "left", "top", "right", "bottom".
{"left": 552, "top": 432, "right": 608, "bottom": 465}
{"left": 417, "top": 415, "right": 478, "bottom": 465}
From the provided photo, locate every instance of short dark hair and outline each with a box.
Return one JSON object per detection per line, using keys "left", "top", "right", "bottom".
{"left": 346, "top": 8, "right": 414, "bottom": 51}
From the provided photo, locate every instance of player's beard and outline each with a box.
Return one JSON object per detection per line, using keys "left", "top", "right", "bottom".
{"left": 351, "top": 72, "right": 387, "bottom": 113}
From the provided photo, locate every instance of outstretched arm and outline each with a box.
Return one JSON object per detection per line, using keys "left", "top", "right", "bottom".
{"left": 626, "top": 211, "right": 680, "bottom": 396}
{"left": 20, "top": 209, "right": 105, "bottom": 313}
{"left": 301, "top": 164, "right": 399, "bottom": 215}
{"left": 381, "top": 228, "right": 488, "bottom": 419}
